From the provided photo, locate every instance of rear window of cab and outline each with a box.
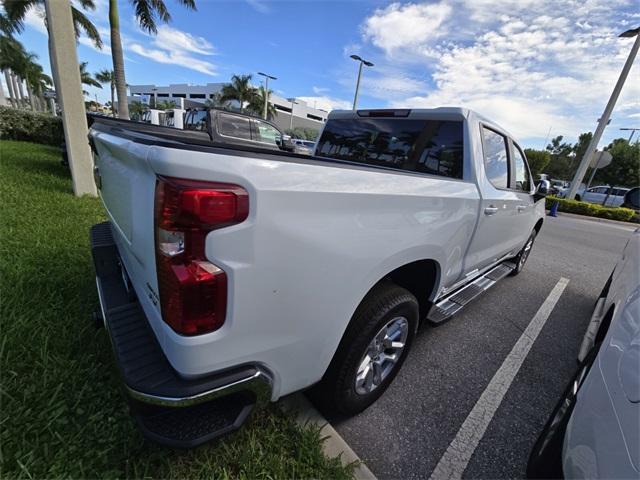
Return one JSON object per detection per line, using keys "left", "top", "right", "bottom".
{"left": 316, "top": 118, "right": 464, "bottom": 179}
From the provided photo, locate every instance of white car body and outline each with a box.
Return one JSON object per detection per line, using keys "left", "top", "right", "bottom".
{"left": 90, "top": 108, "right": 544, "bottom": 417}
{"left": 563, "top": 229, "right": 640, "bottom": 478}
{"left": 577, "top": 185, "right": 630, "bottom": 207}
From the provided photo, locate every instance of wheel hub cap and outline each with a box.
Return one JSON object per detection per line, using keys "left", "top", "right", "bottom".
{"left": 355, "top": 316, "right": 409, "bottom": 395}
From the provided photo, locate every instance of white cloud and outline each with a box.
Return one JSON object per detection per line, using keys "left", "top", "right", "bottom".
{"left": 359, "top": 0, "right": 640, "bottom": 141}
{"left": 22, "top": 6, "right": 47, "bottom": 35}
{"left": 129, "top": 43, "right": 217, "bottom": 76}
{"left": 362, "top": 1, "right": 452, "bottom": 56}
{"left": 153, "top": 26, "right": 215, "bottom": 56}
{"left": 245, "top": 0, "right": 270, "bottom": 13}
{"left": 297, "top": 96, "right": 351, "bottom": 112}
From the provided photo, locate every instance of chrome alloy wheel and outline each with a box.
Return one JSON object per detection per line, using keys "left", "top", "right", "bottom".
{"left": 355, "top": 316, "right": 409, "bottom": 395}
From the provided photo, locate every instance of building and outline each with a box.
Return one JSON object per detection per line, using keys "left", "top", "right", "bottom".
{"left": 128, "top": 82, "right": 328, "bottom": 132}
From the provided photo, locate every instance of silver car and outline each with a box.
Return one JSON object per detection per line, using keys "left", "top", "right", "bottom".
{"left": 575, "top": 185, "right": 630, "bottom": 207}
{"left": 528, "top": 227, "right": 640, "bottom": 478}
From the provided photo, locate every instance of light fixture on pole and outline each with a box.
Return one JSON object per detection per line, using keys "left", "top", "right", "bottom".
{"left": 350, "top": 54, "right": 374, "bottom": 110}
{"left": 289, "top": 98, "right": 298, "bottom": 130}
{"left": 566, "top": 26, "right": 640, "bottom": 200}
{"left": 620, "top": 127, "right": 640, "bottom": 142}
{"left": 257, "top": 72, "right": 277, "bottom": 119}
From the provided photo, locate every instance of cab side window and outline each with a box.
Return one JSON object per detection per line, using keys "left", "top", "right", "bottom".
{"left": 482, "top": 127, "right": 509, "bottom": 189}
{"left": 218, "top": 113, "right": 252, "bottom": 140}
{"left": 512, "top": 144, "right": 531, "bottom": 192}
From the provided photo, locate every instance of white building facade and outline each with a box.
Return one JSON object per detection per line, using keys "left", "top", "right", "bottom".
{"left": 128, "top": 82, "right": 328, "bottom": 132}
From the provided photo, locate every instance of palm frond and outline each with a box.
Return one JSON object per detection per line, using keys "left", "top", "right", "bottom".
{"left": 134, "top": 0, "right": 159, "bottom": 34}
{"left": 71, "top": 7, "right": 103, "bottom": 49}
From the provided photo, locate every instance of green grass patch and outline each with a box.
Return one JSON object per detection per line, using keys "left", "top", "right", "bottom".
{"left": 0, "top": 140, "right": 353, "bottom": 479}
{"left": 545, "top": 195, "right": 636, "bottom": 222}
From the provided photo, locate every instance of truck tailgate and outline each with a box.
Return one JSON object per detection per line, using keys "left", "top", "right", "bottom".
{"left": 91, "top": 130, "right": 159, "bottom": 310}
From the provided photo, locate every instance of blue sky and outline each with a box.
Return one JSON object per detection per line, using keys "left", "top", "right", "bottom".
{"left": 11, "top": 0, "right": 640, "bottom": 148}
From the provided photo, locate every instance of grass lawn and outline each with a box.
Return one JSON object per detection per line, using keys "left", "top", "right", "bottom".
{"left": 0, "top": 140, "right": 353, "bottom": 479}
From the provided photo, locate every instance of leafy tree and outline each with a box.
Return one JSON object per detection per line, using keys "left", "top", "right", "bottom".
{"left": 247, "top": 85, "right": 276, "bottom": 120}
{"left": 1, "top": 0, "right": 103, "bottom": 49}
{"left": 285, "top": 127, "right": 320, "bottom": 141}
{"left": 107, "top": 0, "right": 196, "bottom": 120}
{"left": 524, "top": 149, "right": 551, "bottom": 178}
{"left": 79, "top": 62, "right": 101, "bottom": 96}
{"left": 95, "top": 69, "right": 115, "bottom": 116}
{"left": 129, "top": 100, "right": 146, "bottom": 120}
{"left": 220, "top": 74, "right": 257, "bottom": 114}
{"left": 204, "top": 92, "right": 230, "bottom": 110}
{"left": 155, "top": 100, "right": 177, "bottom": 110}
{"left": 595, "top": 138, "right": 640, "bottom": 188}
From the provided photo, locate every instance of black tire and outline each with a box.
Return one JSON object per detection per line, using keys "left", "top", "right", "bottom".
{"left": 527, "top": 346, "right": 599, "bottom": 479}
{"left": 575, "top": 194, "right": 581, "bottom": 202}
{"left": 510, "top": 229, "right": 537, "bottom": 276}
{"left": 315, "top": 283, "right": 418, "bottom": 415}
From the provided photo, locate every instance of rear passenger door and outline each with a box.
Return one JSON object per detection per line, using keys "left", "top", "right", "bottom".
{"left": 464, "top": 126, "right": 524, "bottom": 273}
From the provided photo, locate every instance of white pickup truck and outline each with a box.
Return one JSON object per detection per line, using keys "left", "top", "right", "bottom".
{"left": 89, "top": 107, "right": 547, "bottom": 447}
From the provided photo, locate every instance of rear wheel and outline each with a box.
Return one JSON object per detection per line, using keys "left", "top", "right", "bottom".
{"left": 316, "top": 283, "right": 418, "bottom": 415}
{"left": 510, "top": 230, "right": 537, "bottom": 276}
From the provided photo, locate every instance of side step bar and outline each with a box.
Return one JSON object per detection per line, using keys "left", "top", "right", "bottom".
{"left": 427, "top": 262, "right": 516, "bottom": 324}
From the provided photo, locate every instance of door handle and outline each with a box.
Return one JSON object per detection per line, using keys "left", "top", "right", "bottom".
{"left": 484, "top": 206, "right": 498, "bottom": 216}
{"left": 517, "top": 205, "right": 527, "bottom": 212}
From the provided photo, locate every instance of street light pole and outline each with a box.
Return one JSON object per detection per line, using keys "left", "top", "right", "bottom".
{"left": 257, "top": 72, "right": 277, "bottom": 120}
{"left": 350, "top": 54, "right": 374, "bottom": 110}
{"left": 289, "top": 98, "right": 298, "bottom": 130}
{"left": 566, "top": 27, "right": 640, "bottom": 200}
{"left": 620, "top": 127, "right": 640, "bottom": 142}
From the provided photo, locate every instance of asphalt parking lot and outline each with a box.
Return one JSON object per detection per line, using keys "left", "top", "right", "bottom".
{"left": 324, "top": 214, "right": 637, "bottom": 479}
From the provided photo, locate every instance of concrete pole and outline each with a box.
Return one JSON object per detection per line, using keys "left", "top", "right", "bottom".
{"left": 263, "top": 77, "right": 270, "bottom": 120}
{"left": 352, "top": 61, "right": 363, "bottom": 110}
{"left": 0, "top": 77, "right": 7, "bottom": 106}
{"left": 567, "top": 32, "right": 640, "bottom": 200}
{"left": 44, "top": 0, "right": 97, "bottom": 196}
{"left": 289, "top": 98, "right": 296, "bottom": 130}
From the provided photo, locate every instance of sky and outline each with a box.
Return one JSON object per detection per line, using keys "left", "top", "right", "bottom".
{"left": 8, "top": 0, "right": 640, "bottom": 149}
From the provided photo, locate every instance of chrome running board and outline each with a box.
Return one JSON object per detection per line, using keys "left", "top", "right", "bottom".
{"left": 427, "top": 261, "right": 516, "bottom": 324}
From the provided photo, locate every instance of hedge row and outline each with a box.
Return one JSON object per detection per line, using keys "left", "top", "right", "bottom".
{"left": 545, "top": 196, "right": 636, "bottom": 222}
{"left": 0, "top": 106, "right": 64, "bottom": 146}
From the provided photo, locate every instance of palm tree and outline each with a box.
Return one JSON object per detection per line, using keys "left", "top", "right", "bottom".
{"left": 95, "top": 69, "right": 115, "bottom": 116}
{"left": 108, "top": 0, "right": 196, "bottom": 121}
{"left": 1, "top": 0, "right": 102, "bottom": 49}
{"left": 129, "top": 100, "right": 146, "bottom": 120}
{"left": 204, "top": 92, "right": 230, "bottom": 110}
{"left": 247, "top": 85, "right": 276, "bottom": 120}
{"left": 79, "top": 62, "right": 101, "bottom": 96}
{"left": 220, "top": 75, "right": 257, "bottom": 114}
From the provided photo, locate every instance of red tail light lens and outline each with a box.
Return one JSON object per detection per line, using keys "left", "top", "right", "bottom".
{"left": 154, "top": 176, "right": 249, "bottom": 335}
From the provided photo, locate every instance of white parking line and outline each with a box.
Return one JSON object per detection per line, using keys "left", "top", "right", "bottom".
{"left": 429, "top": 277, "right": 570, "bottom": 480}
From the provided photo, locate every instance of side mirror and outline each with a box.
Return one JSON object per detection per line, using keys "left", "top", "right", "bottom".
{"left": 534, "top": 180, "right": 549, "bottom": 202}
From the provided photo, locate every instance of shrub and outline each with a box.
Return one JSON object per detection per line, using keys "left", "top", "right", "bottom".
{"left": 545, "top": 195, "right": 636, "bottom": 222}
{"left": 0, "top": 106, "right": 64, "bottom": 146}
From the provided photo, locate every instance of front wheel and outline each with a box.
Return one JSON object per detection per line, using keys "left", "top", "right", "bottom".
{"left": 315, "top": 283, "right": 418, "bottom": 415}
{"left": 510, "top": 229, "right": 537, "bottom": 276}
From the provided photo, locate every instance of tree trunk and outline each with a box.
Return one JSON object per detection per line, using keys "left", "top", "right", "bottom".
{"left": 16, "top": 76, "right": 26, "bottom": 103}
{"left": 109, "top": 0, "right": 129, "bottom": 119}
{"left": 0, "top": 75, "right": 7, "bottom": 107}
{"left": 3, "top": 70, "right": 15, "bottom": 107}
{"left": 110, "top": 82, "right": 115, "bottom": 117}
{"left": 10, "top": 73, "right": 22, "bottom": 108}
{"left": 27, "top": 85, "right": 37, "bottom": 111}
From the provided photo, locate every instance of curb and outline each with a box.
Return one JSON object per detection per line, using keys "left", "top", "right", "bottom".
{"left": 280, "top": 394, "right": 377, "bottom": 480}
{"left": 545, "top": 210, "right": 639, "bottom": 227}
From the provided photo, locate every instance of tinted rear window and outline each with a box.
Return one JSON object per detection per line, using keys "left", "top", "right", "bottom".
{"left": 316, "top": 118, "right": 463, "bottom": 179}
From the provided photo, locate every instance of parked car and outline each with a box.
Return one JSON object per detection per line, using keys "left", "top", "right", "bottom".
{"left": 550, "top": 180, "right": 570, "bottom": 196}
{"left": 574, "top": 185, "right": 630, "bottom": 207}
{"left": 88, "top": 107, "right": 547, "bottom": 447}
{"left": 290, "top": 139, "right": 315, "bottom": 155}
{"left": 528, "top": 228, "right": 640, "bottom": 479}
{"left": 623, "top": 187, "right": 640, "bottom": 211}
{"left": 183, "top": 108, "right": 295, "bottom": 152}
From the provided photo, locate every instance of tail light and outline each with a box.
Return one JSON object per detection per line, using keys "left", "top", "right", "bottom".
{"left": 154, "top": 176, "right": 249, "bottom": 335}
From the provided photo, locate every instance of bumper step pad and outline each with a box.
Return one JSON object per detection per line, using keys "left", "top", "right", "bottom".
{"left": 90, "top": 221, "right": 270, "bottom": 447}
{"left": 427, "top": 262, "right": 515, "bottom": 324}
